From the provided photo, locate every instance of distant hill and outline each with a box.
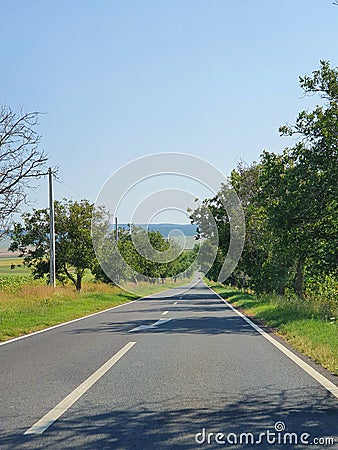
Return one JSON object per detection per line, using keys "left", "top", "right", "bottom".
{"left": 0, "top": 236, "right": 20, "bottom": 258}
{"left": 0, "top": 236, "right": 11, "bottom": 250}
{"left": 118, "top": 223, "right": 197, "bottom": 237}
{"left": 0, "top": 224, "right": 199, "bottom": 256}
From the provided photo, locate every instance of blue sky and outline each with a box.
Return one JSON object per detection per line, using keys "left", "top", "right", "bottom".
{"left": 2, "top": 0, "right": 338, "bottom": 221}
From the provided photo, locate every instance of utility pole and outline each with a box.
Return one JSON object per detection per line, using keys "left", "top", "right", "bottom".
{"left": 115, "top": 216, "right": 118, "bottom": 242}
{"left": 49, "top": 167, "right": 56, "bottom": 287}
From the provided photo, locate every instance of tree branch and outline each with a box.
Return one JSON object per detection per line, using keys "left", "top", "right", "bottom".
{"left": 0, "top": 105, "right": 51, "bottom": 234}
{"left": 63, "top": 264, "right": 77, "bottom": 287}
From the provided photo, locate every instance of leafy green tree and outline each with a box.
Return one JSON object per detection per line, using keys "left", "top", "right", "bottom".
{"left": 91, "top": 222, "right": 132, "bottom": 284}
{"left": 93, "top": 223, "right": 196, "bottom": 285}
{"left": 260, "top": 61, "right": 338, "bottom": 297}
{"left": 164, "top": 247, "right": 196, "bottom": 280}
{"left": 189, "top": 184, "right": 231, "bottom": 282}
{"left": 230, "top": 162, "right": 292, "bottom": 294}
{"left": 10, "top": 199, "right": 97, "bottom": 291}
{"left": 191, "top": 62, "right": 337, "bottom": 299}
{"left": 120, "top": 226, "right": 192, "bottom": 282}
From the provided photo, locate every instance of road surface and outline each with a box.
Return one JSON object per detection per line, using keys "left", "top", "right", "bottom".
{"left": 0, "top": 279, "right": 337, "bottom": 449}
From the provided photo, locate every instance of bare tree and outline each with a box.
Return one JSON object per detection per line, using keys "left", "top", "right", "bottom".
{"left": 0, "top": 105, "right": 49, "bottom": 236}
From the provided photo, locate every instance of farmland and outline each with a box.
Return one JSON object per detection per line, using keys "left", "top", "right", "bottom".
{"left": 0, "top": 258, "right": 30, "bottom": 275}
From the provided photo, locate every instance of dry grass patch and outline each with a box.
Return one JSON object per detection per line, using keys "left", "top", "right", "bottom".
{"left": 0, "top": 278, "right": 190, "bottom": 342}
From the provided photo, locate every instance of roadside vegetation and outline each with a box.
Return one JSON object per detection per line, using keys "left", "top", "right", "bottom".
{"left": 1, "top": 204, "right": 195, "bottom": 342}
{"left": 192, "top": 62, "right": 338, "bottom": 374}
{"left": 9, "top": 200, "right": 196, "bottom": 291}
{"left": 192, "top": 61, "right": 337, "bottom": 302}
{"left": 0, "top": 277, "right": 189, "bottom": 342}
{"left": 209, "top": 282, "right": 338, "bottom": 375}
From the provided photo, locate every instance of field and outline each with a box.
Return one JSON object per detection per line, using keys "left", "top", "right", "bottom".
{"left": 0, "top": 258, "right": 30, "bottom": 275}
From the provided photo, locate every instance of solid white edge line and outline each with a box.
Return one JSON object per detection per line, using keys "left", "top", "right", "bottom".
{"left": 24, "top": 342, "right": 136, "bottom": 435}
{"left": 209, "top": 286, "right": 338, "bottom": 400}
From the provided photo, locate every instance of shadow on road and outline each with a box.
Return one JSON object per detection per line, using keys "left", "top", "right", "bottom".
{"left": 1, "top": 386, "right": 337, "bottom": 449}
{"left": 112, "top": 303, "right": 236, "bottom": 315}
{"left": 145, "top": 292, "right": 220, "bottom": 302}
{"left": 65, "top": 316, "right": 263, "bottom": 336}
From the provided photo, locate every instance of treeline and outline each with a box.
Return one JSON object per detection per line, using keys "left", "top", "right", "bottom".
{"left": 191, "top": 61, "right": 337, "bottom": 301}
{"left": 9, "top": 199, "right": 195, "bottom": 291}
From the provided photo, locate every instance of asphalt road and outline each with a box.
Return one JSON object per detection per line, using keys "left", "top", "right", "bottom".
{"left": 0, "top": 279, "right": 337, "bottom": 449}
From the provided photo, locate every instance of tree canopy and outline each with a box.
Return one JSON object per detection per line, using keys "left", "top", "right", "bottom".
{"left": 11, "top": 199, "right": 197, "bottom": 291}
{"left": 10, "top": 199, "right": 96, "bottom": 291}
{"left": 92, "top": 223, "right": 197, "bottom": 285}
{"left": 191, "top": 61, "right": 338, "bottom": 299}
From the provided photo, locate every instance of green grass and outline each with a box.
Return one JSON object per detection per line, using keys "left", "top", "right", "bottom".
{"left": 0, "top": 278, "right": 190, "bottom": 342}
{"left": 0, "top": 274, "right": 34, "bottom": 291}
{"left": 0, "top": 285, "right": 132, "bottom": 341}
{"left": 208, "top": 282, "right": 338, "bottom": 375}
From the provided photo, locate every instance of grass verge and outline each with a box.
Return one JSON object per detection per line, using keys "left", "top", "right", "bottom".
{"left": 0, "top": 279, "right": 189, "bottom": 342}
{"left": 208, "top": 282, "right": 338, "bottom": 376}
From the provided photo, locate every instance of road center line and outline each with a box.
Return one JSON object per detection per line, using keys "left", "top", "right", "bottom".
{"left": 24, "top": 341, "right": 136, "bottom": 435}
{"left": 129, "top": 318, "right": 172, "bottom": 332}
{"left": 210, "top": 287, "right": 338, "bottom": 400}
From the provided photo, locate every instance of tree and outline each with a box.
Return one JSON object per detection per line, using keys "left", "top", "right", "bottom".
{"left": 10, "top": 199, "right": 97, "bottom": 291}
{"left": 190, "top": 62, "right": 337, "bottom": 298}
{"left": 262, "top": 61, "right": 338, "bottom": 297}
{"left": 91, "top": 231, "right": 126, "bottom": 285}
{"left": 229, "top": 162, "right": 292, "bottom": 294}
{"left": 120, "top": 226, "right": 191, "bottom": 282}
{"left": 92, "top": 222, "right": 196, "bottom": 285}
{"left": 258, "top": 151, "right": 314, "bottom": 298}
{"left": 190, "top": 162, "right": 290, "bottom": 293}
{"left": 0, "top": 106, "right": 49, "bottom": 236}
{"left": 189, "top": 183, "right": 232, "bottom": 282}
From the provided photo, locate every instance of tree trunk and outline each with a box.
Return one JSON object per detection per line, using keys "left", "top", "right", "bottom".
{"left": 75, "top": 274, "right": 82, "bottom": 292}
{"left": 132, "top": 273, "right": 138, "bottom": 284}
{"left": 293, "top": 258, "right": 304, "bottom": 299}
{"left": 63, "top": 264, "right": 82, "bottom": 292}
{"left": 277, "top": 285, "right": 286, "bottom": 296}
